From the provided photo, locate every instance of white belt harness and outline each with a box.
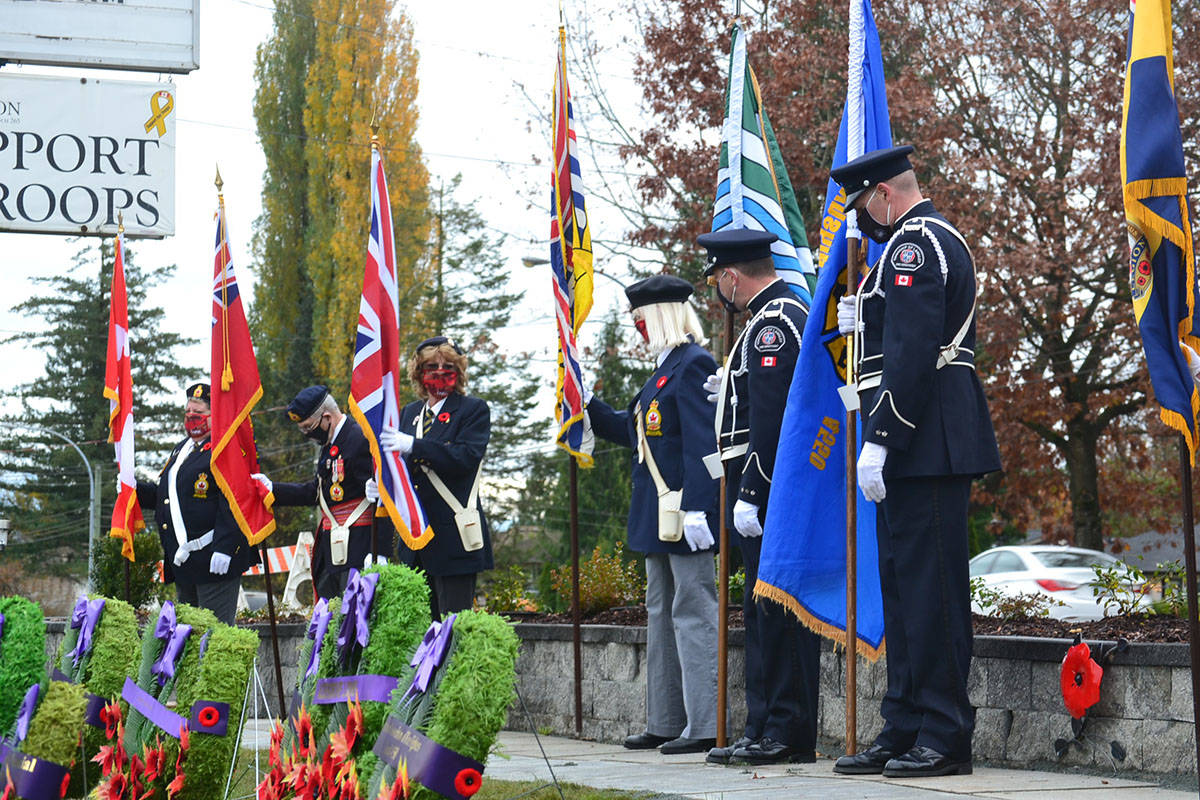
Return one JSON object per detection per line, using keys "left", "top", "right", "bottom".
{"left": 635, "top": 401, "right": 684, "bottom": 542}
{"left": 413, "top": 418, "right": 485, "bottom": 552}
{"left": 317, "top": 481, "right": 371, "bottom": 566}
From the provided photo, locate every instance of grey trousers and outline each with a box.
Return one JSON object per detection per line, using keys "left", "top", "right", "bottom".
{"left": 644, "top": 551, "right": 719, "bottom": 739}
{"left": 176, "top": 575, "right": 241, "bottom": 625}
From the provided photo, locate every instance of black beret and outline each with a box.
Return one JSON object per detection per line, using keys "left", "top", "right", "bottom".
{"left": 696, "top": 228, "right": 778, "bottom": 275}
{"left": 830, "top": 144, "right": 915, "bottom": 206}
{"left": 625, "top": 274, "right": 694, "bottom": 310}
{"left": 287, "top": 385, "right": 329, "bottom": 422}
{"left": 185, "top": 383, "right": 210, "bottom": 404}
{"left": 415, "top": 336, "right": 463, "bottom": 355}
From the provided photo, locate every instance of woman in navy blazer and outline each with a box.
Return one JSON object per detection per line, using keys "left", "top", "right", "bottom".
{"left": 587, "top": 274, "right": 720, "bottom": 756}
{"left": 375, "top": 336, "right": 493, "bottom": 619}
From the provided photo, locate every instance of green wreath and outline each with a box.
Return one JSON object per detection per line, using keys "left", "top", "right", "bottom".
{"left": 0, "top": 597, "right": 46, "bottom": 737}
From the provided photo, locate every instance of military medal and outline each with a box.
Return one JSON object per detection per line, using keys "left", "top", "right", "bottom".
{"left": 330, "top": 455, "right": 345, "bottom": 501}
{"left": 193, "top": 472, "right": 209, "bottom": 499}
{"left": 330, "top": 482, "right": 344, "bottom": 501}
{"left": 645, "top": 400, "right": 663, "bottom": 436}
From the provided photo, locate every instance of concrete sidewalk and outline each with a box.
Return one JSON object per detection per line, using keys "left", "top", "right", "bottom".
{"left": 486, "top": 732, "right": 1197, "bottom": 799}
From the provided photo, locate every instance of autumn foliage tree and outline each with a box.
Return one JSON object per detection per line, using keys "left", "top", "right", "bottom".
{"left": 620, "top": 0, "right": 1200, "bottom": 549}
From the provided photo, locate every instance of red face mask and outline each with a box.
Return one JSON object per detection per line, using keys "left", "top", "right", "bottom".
{"left": 422, "top": 369, "right": 458, "bottom": 400}
{"left": 634, "top": 319, "right": 649, "bottom": 343}
{"left": 184, "top": 412, "right": 211, "bottom": 440}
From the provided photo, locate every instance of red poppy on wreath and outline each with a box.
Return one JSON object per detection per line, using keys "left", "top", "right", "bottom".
{"left": 656, "top": 376, "right": 668, "bottom": 389}
{"left": 438, "top": 411, "right": 451, "bottom": 423}
{"left": 330, "top": 445, "right": 339, "bottom": 457}
{"left": 1060, "top": 641, "right": 1103, "bottom": 719}
{"left": 60, "top": 772, "right": 70, "bottom": 798}
{"left": 197, "top": 705, "right": 221, "bottom": 728}
{"left": 454, "top": 767, "right": 482, "bottom": 797}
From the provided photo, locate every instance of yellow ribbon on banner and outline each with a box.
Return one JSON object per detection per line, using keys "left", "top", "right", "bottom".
{"left": 144, "top": 91, "right": 174, "bottom": 137}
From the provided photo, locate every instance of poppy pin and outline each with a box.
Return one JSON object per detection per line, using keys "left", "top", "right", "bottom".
{"left": 1060, "top": 641, "right": 1103, "bottom": 719}
{"left": 656, "top": 376, "right": 668, "bottom": 389}
{"left": 201, "top": 442, "right": 212, "bottom": 452}
{"left": 329, "top": 445, "right": 339, "bottom": 457}
{"left": 438, "top": 412, "right": 451, "bottom": 423}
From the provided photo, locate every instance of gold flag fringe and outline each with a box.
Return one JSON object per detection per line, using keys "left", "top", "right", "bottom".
{"left": 754, "top": 579, "right": 885, "bottom": 663}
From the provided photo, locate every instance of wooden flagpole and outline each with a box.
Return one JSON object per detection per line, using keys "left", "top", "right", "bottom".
{"left": 1175, "top": 437, "right": 1200, "bottom": 790}
{"left": 716, "top": 308, "right": 735, "bottom": 748}
{"left": 844, "top": 234, "right": 862, "bottom": 755}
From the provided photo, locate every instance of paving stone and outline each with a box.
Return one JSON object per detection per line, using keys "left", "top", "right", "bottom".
{"left": 1029, "top": 660, "right": 1061, "bottom": 712}
{"left": 987, "top": 658, "right": 1031, "bottom": 710}
{"left": 1003, "top": 709, "right": 1053, "bottom": 763}
{"left": 1139, "top": 719, "right": 1195, "bottom": 774}
{"left": 1170, "top": 667, "right": 1196, "bottom": 723}
{"left": 1080, "top": 716, "right": 1142, "bottom": 770}
{"left": 591, "top": 679, "right": 645, "bottom": 725}
{"left": 972, "top": 707, "right": 1011, "bottom": 760}
{"left": 967, "top": 657, "right": 988, "bottom": 708}
{"left": 1097, "top": 661, "right": 1130, "bottom": 717}
{"left": 1125, "top": 665, "right": 1172, "bottom": 720}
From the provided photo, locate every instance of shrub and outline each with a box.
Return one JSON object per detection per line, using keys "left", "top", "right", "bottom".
{"left": 91, "top": 530, "right": 167, "bottom": 610}
{"left": 1148, "top": 560, "right": 1188, "bottom": 617}
{"left": 22, "top": 680, "right": 88, "bottom": 768}
{"left": 550, "top": 542, "right": 645, "bottom": 615}
{"left": 484, "top": 565, "right": 536, "bottom": 612}
{"left": 970, "top": 577, "right": 1064, "bottom": 618}
{"left": 1091, "top": 562, "right": 1150, "bottom": 617}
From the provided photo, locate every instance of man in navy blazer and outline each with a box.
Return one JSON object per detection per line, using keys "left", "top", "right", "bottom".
{"left": 588, "top": 274, "right": 720, "bottom": 756}
{"left": 376, "top": 336, "right": 493, "bottom": 619}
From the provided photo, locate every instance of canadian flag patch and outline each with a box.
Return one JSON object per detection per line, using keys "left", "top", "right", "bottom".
{"left": 761, "top": 356, "right": 777, "bottom": 367}
{"left": 895, "top": 274, "right": 913, "bottom": 287}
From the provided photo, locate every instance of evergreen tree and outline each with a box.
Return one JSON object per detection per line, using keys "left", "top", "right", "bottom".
{"left": 0, "top": 239, "right": 194, "bottom": 590}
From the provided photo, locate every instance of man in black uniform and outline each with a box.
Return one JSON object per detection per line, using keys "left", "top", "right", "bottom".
{"left": 695, "top": 228, "right": 821, "bottom": 766}
{"left": 256, "top": 386, "right": 394, "bottom": 600}
{"left": 137, "top": 383, "right": 259, "bottom": 624}
{"left": 829, "top": 146, "right": 1001, "bottom": 778}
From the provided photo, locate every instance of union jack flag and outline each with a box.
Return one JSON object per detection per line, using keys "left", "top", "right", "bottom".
{"left": 551, "top": 28, "right": 594, "bottom": 466}
{"left": 348, "top": 146, "right": 432, "bottom": 550}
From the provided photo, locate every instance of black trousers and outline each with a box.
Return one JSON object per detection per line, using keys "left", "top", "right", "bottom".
{"left": 874, "top": 475, "right": 974, "bottom": 760}
{"left": 411, "top": 551, "right": 477, "bottom": 620}
{"left": 738, "top": 528, "right": 821, "bottom": 749}
{"left": 176, "top": 575, "right": 241, "bottom": 626}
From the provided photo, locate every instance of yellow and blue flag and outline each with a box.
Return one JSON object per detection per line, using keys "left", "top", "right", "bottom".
{"left": 1122, "top": 0, "right": 1199, "bottom": 459}
{"left": 753, "top": 0, "right": 889, "bottom": 659}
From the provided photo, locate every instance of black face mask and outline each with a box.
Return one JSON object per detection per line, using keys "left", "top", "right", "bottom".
{"left": 714, "top": 272, "right": 740, "bottom": 314}
{"left": 858, "top": 206, "right": 893, "bottom": 244}
{"left": 304, "top": 420, "right": 329, "bottom": 444}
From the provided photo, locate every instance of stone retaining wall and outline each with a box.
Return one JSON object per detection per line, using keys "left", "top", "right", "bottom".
{"left": 505, "top": 623, "right": 1197, "bottom": 779}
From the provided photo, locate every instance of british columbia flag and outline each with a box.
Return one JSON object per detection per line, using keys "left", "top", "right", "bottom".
{"left": 348, "top": 146, "right": 432, "bottom": 550}
{"left": 551, "top": 27, "right": 595, "bottom": 466}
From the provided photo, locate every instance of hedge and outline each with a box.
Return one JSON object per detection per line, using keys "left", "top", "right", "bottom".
{"left": 0, "top": 596, "right": 46, "bottom": 737}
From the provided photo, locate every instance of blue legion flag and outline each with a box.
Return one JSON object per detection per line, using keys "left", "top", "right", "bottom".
{"left": 713, "top": 24, "right": 816, "bottom": 307}
{"left": 753, "top": 0, "right": 890, "bottom": 658}
{"left": 1122, "top": 0, "right": 1199, "bottom": 458}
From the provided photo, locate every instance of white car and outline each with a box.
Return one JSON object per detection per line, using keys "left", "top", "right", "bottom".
{"left": 968, "top": 545, "right": 1150, "bottom": 621}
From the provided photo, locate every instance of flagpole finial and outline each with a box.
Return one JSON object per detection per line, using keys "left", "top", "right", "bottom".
{"left": 370, "top": 104, "right": 381, "bottom": 150}
{"left": 117, "top": 212, "right": 124, "bottom": 235}
{"left": 215, "top": 165, "right": 224, "bottom": 193}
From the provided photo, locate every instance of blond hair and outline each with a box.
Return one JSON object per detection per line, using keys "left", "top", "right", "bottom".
{"left": 637, "top": 301, "right": 709, "bottom": 352}
{"left": 409, "top": 342, "right": 469, "bottom": 399}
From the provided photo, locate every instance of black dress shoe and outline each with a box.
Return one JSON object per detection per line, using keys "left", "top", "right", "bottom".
{"left": 623, "top": 732, "right": 672, "bottom": 750}
{"left": 659, "top": 736, "right": 717, "bottom": 755}
{"left": 882, "top": 745, "right": 972, "bottom": 777}
{"left": 833, "top": 743, "right": 899, "bottom": 774}
{"left": 732, "top": 737, "right": 816, "bottom": 764}
{"left": 706, "top": 737, "right": 755, "bottom": 764}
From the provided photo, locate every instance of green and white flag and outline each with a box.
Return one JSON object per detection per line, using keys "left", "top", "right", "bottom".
{"left": 712, "top": 24, "right": 815, "bottom": 305}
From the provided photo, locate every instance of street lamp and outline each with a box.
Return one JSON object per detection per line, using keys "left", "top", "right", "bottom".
{"left": 521, "top": 255, "right": 629, "bottom": 289}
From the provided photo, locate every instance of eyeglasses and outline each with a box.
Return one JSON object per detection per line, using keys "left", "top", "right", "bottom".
{"left": 421, "top": 362, "right": 457, "bottom": 372}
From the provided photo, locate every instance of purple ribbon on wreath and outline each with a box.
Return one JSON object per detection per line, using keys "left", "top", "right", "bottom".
{"left": 403, "top": 614, "right": 456, "bottom": 702}
{"left": 306, "top": 598, "right": 332, "bottom": 679}
{"left": 336, "top": 569, "right": 379, "bottom": 667}
{"left": 14, "top": 683, "right": 39, "bottom": 744}
{"left": 150, "top": 602, "right": 192, "bottom": 687}
{"left": 69, "top": 596, "right": 106, "bottom": 669}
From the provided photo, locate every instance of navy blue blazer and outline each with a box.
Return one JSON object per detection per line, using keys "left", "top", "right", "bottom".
{"left": 137, "top": 437, "right": 260, "bottom": 584}
{"left": 588, "top": 341, "right": 720, "bottom": 555}
{"left": 857, "top": 200, "right": 1001, "bottom": 479}
{"left": 395, "top": 392, "right": 494, "bottom": 577}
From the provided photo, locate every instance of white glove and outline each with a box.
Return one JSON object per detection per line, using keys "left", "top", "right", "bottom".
{"left": 733, "top": 500, "right": 763, "bottom": 538}
{"left": 581, "top": 370, "right": 595, "bottom": 407}
{"left": 1183, "top": 343, "right": 1200, "bottom": 384}
{"left": 209, "top": 552, "right": 231, "bottom": 575}
{"left": 682, "top": 510, "right": 715, "bottom": 552}
{"left": 837, "top": 295, "right": 860, "bottom": 336}
{"left": 702, "top": 367, "right": 724, "bottom": 404}
{"left": 380, "top": 426, "right": 414, "bottom": 455}
{"left": 173, "top": 546, "right": 191, "bottom": 567}
{"left": 365, "top": 478, "right": 379, "bottom": 503}
{"left": 251, "top": 472, "right": 273, "bottom": 494}
{"left": 857, "top": 441, "right": 889, "bottom": 503}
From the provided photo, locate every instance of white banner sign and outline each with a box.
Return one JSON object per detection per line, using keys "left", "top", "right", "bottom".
{"left": 0, "top": 0, "right": 199, "bottom": 74}
{"left": 0, "top": 74, "right": 175, "bottom": 238}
